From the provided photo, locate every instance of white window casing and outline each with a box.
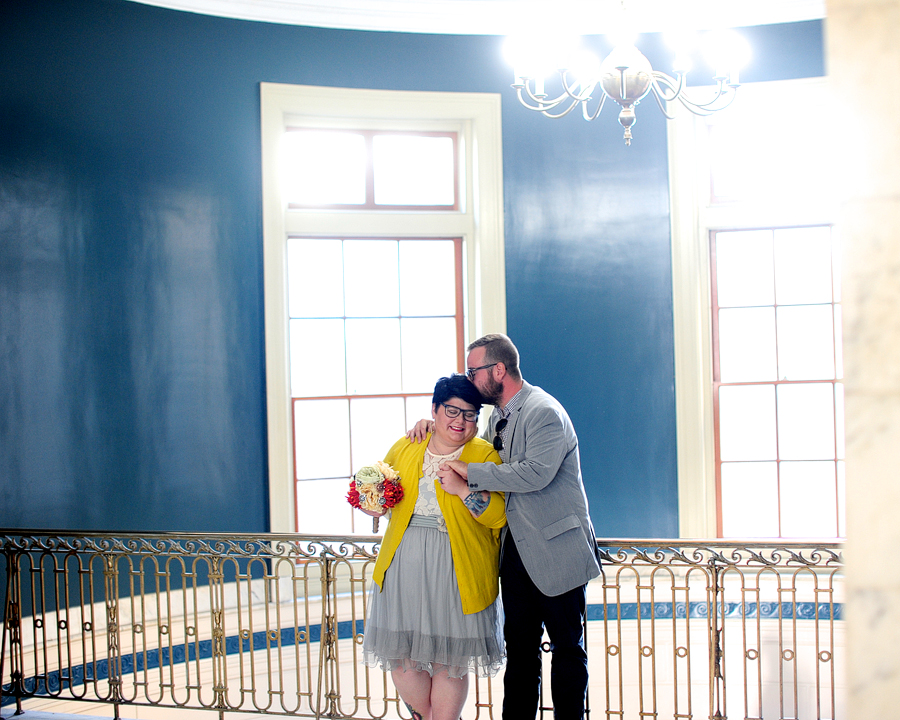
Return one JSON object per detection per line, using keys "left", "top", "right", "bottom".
{"left": 260, "top": 83, "right": 506, "bottom": 532}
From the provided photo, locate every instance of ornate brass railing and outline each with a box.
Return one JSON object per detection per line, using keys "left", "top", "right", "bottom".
{"left": 0, "top": 532, "right": 844, "bottom": 719}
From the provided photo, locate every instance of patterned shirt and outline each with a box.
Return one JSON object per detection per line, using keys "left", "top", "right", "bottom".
{"left": 493, "top": 386, "right": 524, "bottom": 462}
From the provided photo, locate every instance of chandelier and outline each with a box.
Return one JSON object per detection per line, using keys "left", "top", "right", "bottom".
{"left": 505, "top": 23, "right": 749, "bottom": 145}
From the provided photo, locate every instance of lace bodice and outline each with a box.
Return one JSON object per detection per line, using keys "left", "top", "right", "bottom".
{"left": 412, "top": 445, "right": 464, "bottom": 519}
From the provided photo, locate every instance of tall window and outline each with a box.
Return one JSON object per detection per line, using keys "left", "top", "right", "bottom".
{"left": 282, "top": 128, "right": 464, "bottom": 533}
{"left": 261, "top": 84, "right": 506, "bottom": 534}
{"left": 669, "top": 77, "right": 841, "bottom": 538}
{"left": 288, "top": 236, "right": 464, "bottom": 534}
{"left": 712, "top": 226, "right": 843, "bottom": 537}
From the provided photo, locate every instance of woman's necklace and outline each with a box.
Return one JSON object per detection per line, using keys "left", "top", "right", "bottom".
{"left": 427, "top": 438, "right": 460, "bottom": 456}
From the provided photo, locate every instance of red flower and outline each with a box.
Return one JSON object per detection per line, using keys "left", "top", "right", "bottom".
{"left": 381, "top": 480, "right": 404, "bottom": 508}
{"left": 346, "top": 480, "right": 362, "bottom": 509}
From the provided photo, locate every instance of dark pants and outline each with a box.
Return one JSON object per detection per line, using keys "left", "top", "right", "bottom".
{"left": 500, "top": 537, "right": 588, "bottom": 720}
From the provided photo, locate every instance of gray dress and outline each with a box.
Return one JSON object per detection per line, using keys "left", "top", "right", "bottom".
{"left": 362, "top": 447, "right": 505, "bottom": 679}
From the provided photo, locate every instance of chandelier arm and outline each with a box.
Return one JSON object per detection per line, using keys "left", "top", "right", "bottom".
{"left": 648, "top": 86, "right": 678, "bottom": 120}
{"left": 651, "top": 72, "right": 740, "bottom": 115}
{"left": 516, "top": 85, "right": 578, "bottom": 113}
{"left": 581, "top": 92, "right": 608, "bottom": 121}
{"left": 538, "top": 96, "right": 586, "bottom": 119}
{"left": 675, "top": 88, "right": 739, "bottom": 115}
{"left": 676, "top": 80, "right": 736, "bottom": 112}
{"left": 560, "top": 70, "right": 596, "bottom": 103}
{"left": 518, "top": 83, "right": 571, "bottom": 107}
{"left": 515, "top": 87, "right": 585, "bottom": 119}
{"left": 651, "top": 72, "right": 686, "bottom": 103}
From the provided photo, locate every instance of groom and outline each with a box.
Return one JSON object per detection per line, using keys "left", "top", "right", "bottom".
{"left": 435, "top": 333, "right": 601, "bottom": 720}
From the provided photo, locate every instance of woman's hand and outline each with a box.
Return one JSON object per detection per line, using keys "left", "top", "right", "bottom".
{"left": 436, "top": 464, "right": 469, "bottom": 497}
{"left": 405, "top": 418, "right": 434, "bottom": 443}
{"left": 358, "top": 507, "right": 387, "bottom": 518}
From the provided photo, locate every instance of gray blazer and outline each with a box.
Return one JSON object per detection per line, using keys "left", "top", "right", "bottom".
{"left": 467, "top": 382, "right": 601, "bottom": 597}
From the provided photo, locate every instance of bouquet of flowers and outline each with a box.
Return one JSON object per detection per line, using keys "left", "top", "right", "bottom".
{"left": 347, "top": 460, "right": 403, "bottom": 532}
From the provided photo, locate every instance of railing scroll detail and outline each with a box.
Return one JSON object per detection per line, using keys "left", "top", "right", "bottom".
{"left": 1, "top": 532, "right": 844, "bottom": 720}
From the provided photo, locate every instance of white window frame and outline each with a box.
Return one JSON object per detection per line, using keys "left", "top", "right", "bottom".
{"left": 260, "top": 83, "right": 506, "bottom": 533}
{"left": 668, "top": 77, "right": 835, "bottom": 538}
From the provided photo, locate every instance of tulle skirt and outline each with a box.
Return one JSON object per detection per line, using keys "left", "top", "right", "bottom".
{"left": 362, "top": 521, "right": 505, "bottom": 679}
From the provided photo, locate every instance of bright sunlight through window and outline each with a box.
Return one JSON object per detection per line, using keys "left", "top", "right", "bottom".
{"left": 283, "top": 130, "right": 457, "bottom": 208}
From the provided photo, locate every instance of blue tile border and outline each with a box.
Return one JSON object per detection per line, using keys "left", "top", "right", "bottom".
{"left": 586, "top": 600, "right": 842, "bottom": 621}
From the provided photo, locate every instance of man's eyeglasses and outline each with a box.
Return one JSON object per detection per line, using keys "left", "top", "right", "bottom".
{"left": 466, "top": 363, "right": 497, "bottom": 381}
{"left": 439, "top": 402, "right": 479, "bottom": 423}
{"left": 492, "top": 417, "right": 509, "bottom": 451}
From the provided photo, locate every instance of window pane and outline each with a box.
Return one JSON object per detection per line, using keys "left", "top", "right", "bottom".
{"left": 719, "top": 384, "right": 777, "bottom": 461}
{"left": 350, "top": 397, "right": 406, "bottom": 473}
{"left": 774, "top": 226, "right": 834, "bottom": 305}
{"left": 296, "top": 478, "right": 354, "bottom": 534}
{"left": 344, "top": 240, "right": 399, "bottom": 318}
{"left": 834, "top": 304, "right": 844, "bottom": 379}
{"left": 373, "top": 134, "right": 455, "bottom": 206}
{"left": 832, "top": 233, "right": 842, "bottom": 302}
{"left": 406, "top": 395, "right": 435, "bottom": 431}
{"left": 835, "top": 383, "right": 845, "bottom": 460}
{"left": 399, "top": 240, "right": 456, "bottom": 317}
{"left": 287, "top": 238, "right": 344, "bottom": 318}
{"left": 294, "top": 399, "right": 350, "bottom": 479}
{"left": 345, "top": 318, "right": 401, "bottom": 395}
{"left": 720, "top": 462, "right": 779, "bottom": 537}
{"left": 401, "top": 317, "right": 458, "bottom": 393}
{"left": 283, "top": 131, "right": 366, "bottom": 205}
{"left": 290, "top": 319, "right": 346, "bottom": 397}
{"left": 777, "top": 383, "right": 836, "bottom": 460}
{"left": 779, "top": 461, "right": 838, "bottom": 537}
{"left": 776, "top": 304, "right": 835, "bottom": 381}
{"left": 718, "top": 307, "right": 777, "bottom": 382}
{"left": 714, "top": 230, "right": 775, "bottom": 307}
{"left": 837, "top": 461, "right": 846, "bottom": 537}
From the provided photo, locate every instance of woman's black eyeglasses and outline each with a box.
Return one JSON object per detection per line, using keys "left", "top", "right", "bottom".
{"left": 439, "top": 402, "right": 479, "bottom": 423}
{"left": 492, "top": 417, "right": 508, "bottom": 451}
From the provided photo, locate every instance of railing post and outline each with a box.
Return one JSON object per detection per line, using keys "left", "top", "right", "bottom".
{"left": 102, "top": 553, "right": 124, "bottom": 718}
{"left": 2, "top": 549, "right": 25, "bottom": 716}
{"left": 316, "top": 555, "right": 339, "bottom": 719}
{"left": 208, "top": 556, "right": 229, "bottom": 718}
{"left": 709, "top": 559, "right": 726, "bottom": 720}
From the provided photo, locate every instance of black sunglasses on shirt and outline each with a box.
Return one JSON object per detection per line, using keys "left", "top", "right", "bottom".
{"left": 492, "top": 417, "right": 509, "bottom": 451}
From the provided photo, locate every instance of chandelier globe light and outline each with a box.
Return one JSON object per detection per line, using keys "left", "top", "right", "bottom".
{"left": 504, "top": 19, "right": 751, "bottom": 145}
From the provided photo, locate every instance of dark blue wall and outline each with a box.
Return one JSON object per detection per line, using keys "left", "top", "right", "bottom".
{"left": 0, "top": 0, "right": 824, "bottom": 535}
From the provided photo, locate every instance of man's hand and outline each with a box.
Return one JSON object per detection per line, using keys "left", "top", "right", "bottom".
{"left": 439, "top": 463, "right": 490, "bottom": 517}
{"left": 437, "top": 464, "right": 468, "bottom": 497}
{"left": 442, "top": 459, "right": 469, "bottom": 480}
{"left": 405, "top": 418, "right": 434, "bottom": 443}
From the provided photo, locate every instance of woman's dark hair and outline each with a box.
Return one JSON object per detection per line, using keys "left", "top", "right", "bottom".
{"left": 431, "top": 374, "right": 483, "bottom": 410}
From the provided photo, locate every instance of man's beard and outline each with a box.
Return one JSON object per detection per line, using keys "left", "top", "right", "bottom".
{"left": 480, "top": 374, "right": 504, "bottom": 406}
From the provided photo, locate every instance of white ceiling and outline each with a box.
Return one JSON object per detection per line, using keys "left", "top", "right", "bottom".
{"left": 128, "top": 0, "right": 825, "bottom": 35}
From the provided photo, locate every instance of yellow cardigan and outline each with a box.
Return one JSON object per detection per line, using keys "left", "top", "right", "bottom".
{"left": 372, "top": 435, "right": 505, "bottom": 615}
